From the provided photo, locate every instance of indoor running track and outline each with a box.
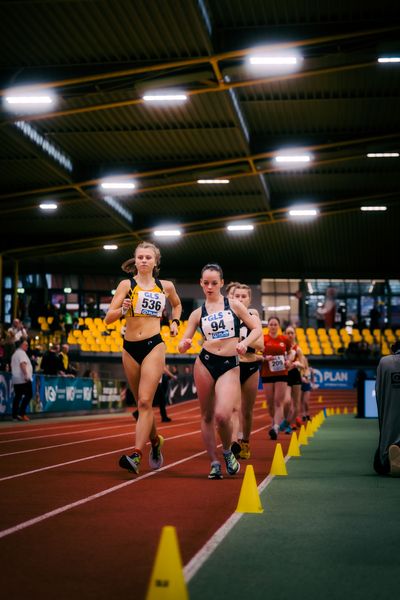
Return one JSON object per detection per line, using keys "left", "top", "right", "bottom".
{"left": 0, "top": 396, "right": 324, "bottom": 599}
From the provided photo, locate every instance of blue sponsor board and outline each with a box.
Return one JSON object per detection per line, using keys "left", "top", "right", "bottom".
{"left": 312, "top": 368, "right": 376, "bottom": 390}
{"left": 38, "top": 376, "right": 93, "bottom": 412}
{"left": 0, "top": 372, "right": 94, "bottom": 415}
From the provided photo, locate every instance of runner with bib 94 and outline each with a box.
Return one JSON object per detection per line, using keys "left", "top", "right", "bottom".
{"left": 178, "top": 263, "right": 262, "bottom": 480}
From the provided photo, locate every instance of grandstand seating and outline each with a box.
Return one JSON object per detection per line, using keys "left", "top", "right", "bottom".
{"left": 34, "top": 316, "right": 399, "bottom": 357}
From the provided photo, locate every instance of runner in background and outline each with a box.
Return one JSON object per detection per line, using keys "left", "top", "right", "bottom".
{"left": 284, "top": 325, "right": 306, "bottom": 431}
{"left": 261, "top": 316, "right": 292, "bottom": 440}
{"left": 231, "top": 284, "right": 264, "bottom": 459}
{"left": 300, "top": 357, "right": 313, "bottom": 422}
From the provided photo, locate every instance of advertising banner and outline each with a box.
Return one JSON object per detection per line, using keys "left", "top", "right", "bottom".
{"left": 312, "top": 367, "right": 376, "bottom": 390}
{"left": 37, "top": 376, "right": 93, "bottom": 412}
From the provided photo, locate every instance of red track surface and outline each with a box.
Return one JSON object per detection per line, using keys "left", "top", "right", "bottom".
{"left": 0, "top": 390, "right": 355, "bottom": 599}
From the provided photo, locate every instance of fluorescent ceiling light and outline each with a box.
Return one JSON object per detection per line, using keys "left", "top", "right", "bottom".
{"left": 378, "top": 57, "right": 400, "bottom": 63}
{"left": 249, "top": 56, "right": 298, "bottom": 65}
{"left": 289, "top": 209, "right": 318, "bottom": 217}
{"left": 197, "top": 179, "right": 230, "bottom": 184}
{"left": 366, "top": 153, "right": 399, "bottom": 158}
{"left": 360, "top": 206, "right": 387, "bottom": 211}
{"left": 64, "top": 287, "right": 72, "bottom": 294}
{"left": 6, "top": 95, "right": 53, "bottom": 105}
{"left": 143, "top": 94, "right": 187, "bottom": 102}
{"left": 100, "top": 181, "right": 136, "bottom": 190}
{"left": 17, "top": 288, "right": 25, "bottom": 294}
{"left": 103, "top": 244, "right": 118, "bottom": 250}
{"left": 39, "top": 202, "right": 58, "bottom": 210}
{"left": 227, "top": 224, "right": 254, "bottom": 231}
{"left": 153, "top": 229, "right": 182, "bottom": 237}
{"left": 275, "top": 154, "right": 312, "bottom": 163}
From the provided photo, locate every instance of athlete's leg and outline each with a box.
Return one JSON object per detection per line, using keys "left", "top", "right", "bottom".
{"left": 214, "top": 366, "right": 240, "bottom": 451}
{"left": 194, "top": 358, "right": 218, "bottom": 462}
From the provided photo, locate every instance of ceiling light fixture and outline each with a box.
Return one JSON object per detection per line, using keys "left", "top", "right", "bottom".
{"left": 39, "top": 202, "right": 58, "bottom": 210}
{"left": 366, "top": 152, "right": 399, "bottom": 158}
{"left": 377, "top": 57, "right": 400, "bottom": 63}
{"left": 143, "top": 94, "right": 187, "bottom": 102}
{"left": 249, "top": 56, "right": 298, "bottom": 65}
{"left": 360, "top": 206, "right": 387, "bottom": 211}
{"left": 103, "top": 244, "right": 118, "bottom": 250}
{"left": 100, "top": 182, "right": 136, "bottom": 190}
{"left": 289, "top": 208, "right": 318, "bottom": 217}
{"left": 275, "top": 154, "right": 312, "bottom": 163}
{"left": 197, "top": 179, "right": 230, "bottom": 184}
{"left": 227, "top": 224, "right": 254, "bottom": 232}
{"left": 153, "top": 229, "right": 182, "bottom": 237}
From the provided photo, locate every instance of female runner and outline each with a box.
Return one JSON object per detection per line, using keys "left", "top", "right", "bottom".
{"left": 232, "top": 284, "right": 264, "bottom": 459}
{"left": 178, "top": 264, "right": 262, "bottom": 479}
{"left": 105, "top": 241, "right": 182, "bottom": 474}
{"left": 261, "top": 316, "right": 292, "bottom": 440}
{"left": 283, "top": 325, "right": 306, "bottom": 432}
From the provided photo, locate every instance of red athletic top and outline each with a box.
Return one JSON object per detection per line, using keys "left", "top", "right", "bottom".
{"left": 261, "top": 334, "right": 291, "bottom": 377}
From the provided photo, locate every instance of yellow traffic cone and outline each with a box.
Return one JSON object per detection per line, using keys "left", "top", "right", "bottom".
{"left": 298, "top": 424, "right": 308, "bottom": 446}
{"left": 235, "top": 465, "right": 264, "bottom": 513}
{"left": 270, "top": 443, "right": 288, "bottom": 476}
{"left": 305, "top": 420, "right": 314, "bottom": 438}
{"left": 287, "top": 432, "right": 301, "bottom": 457}
{"left": 353, "top": 406, "right": 357, "bottom": 415}
{"left": 318, "top": 395, "right": 323, "bottom": 403}
{"left": 344, "top": 406, "right": 348, "bottom": 415}
{"left": 146, "top": 526, "right": 189, "bottom": 600}
{"left": 336, "top": 407, "right": 341, "bottom": 415}
{"left": 261, "top": 400, "right": 267, "bottom": 409}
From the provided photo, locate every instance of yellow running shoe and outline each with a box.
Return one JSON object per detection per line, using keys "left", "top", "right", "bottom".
{"left": 239, "top": 441, "right": 251, "bottom": 460}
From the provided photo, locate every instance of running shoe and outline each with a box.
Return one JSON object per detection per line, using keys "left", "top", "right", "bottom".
{"left": 149, "top": 434, "right": 165, "bottom": 470}
{"left": 279, "top": 419, "right": 289, "bottom": 432}
{"left": 284, "top": 426, "right": 293, "bottom": 435}
{"left": 223, "top": 451, "right": 240, "bottom": 476}
{"left": 295, "top": 416, "right": 303, "bottom": 429}
{"left": 231, "top": 440, "right": 242, "bottom": 458}
{"left": 208, "top": 462, "right": 223, "bottom": 480}
{"left": 389, "top": 444, "right": 400, "bottom": 476}
{"left": 239, "top": 441, "right": 251, "bottom": 460}
{"left": 269, "top": 427, "right": 278, "bottom": 440}
{"left": 119, "top": 452, "right": 141, "bottom": 474}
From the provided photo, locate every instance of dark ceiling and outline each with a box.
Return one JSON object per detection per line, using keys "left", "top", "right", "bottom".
{"left": 1, "top": 0, "right": 399, "bottom": 283}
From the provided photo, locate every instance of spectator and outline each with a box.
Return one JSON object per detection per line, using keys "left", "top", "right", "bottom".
{"left": 8, "top": 319, "right": 28, "bottom": 342}
{"left": 369, "top": 304, "right": 381, "bottom": 332}
{"left": 11, "top": 339, "right": 33, "bottom": 421}
{"left": 373, "top": 341, "right": 400, "bottom": 476}
{"left": 60, "top": 344, "right": 76, "bottom": 377}
{"left": 41, "top": 344, "right": 63, "bottom": 375}
{"left": 316, "top": 287, "right": 337, "bottom": 329}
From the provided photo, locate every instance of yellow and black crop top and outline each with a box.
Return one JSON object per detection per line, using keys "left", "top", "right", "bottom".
{"left": 126, "top": 277, "right": 166, "bottom": 318}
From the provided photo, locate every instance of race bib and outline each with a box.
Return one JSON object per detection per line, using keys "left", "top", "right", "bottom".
{"left": 202, "top": 310, "right": 236, "bottom": 341}
{"left": 134, "top": 290, "right": 165, "bottom": 317}
{"left": 268, "top": 355, "right": 285, "bottom": 372}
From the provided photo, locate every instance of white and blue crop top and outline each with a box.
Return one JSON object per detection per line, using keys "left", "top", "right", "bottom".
{"left": 199, "top": 297, "right": 241, "bottom": 342}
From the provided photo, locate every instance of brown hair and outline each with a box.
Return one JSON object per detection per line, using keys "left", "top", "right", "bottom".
{"left": 201, "top": 263, "right": 224, "bottom": 279}
{"left": 121, "top": 241, "right": 161, "bottom": 276}
{"left": 225, "top": 280, "right": 240, "bottom": 295}
{"left": 268, "top": 316, "right": 281, "bottom": 325}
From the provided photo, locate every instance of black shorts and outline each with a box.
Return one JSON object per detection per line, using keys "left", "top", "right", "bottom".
{"left": 198, "top": 349, "right": 239, "bottom": 382}
{"left": 123, "top": 334, "right": 164, "bottom": 365}
{"left": 287, "top": 368, "right": 302, "bottom": 387}
{"left": 239, "top": 362, "right": 260, "bottom": 385}
{"left": 261, "top": 375, "right": 288, "bottom": 384}
{"left": 301, "top": 382, "right": 311, "bottom": 392}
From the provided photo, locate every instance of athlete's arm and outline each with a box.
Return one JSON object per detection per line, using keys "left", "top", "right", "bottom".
{"left": 163, "top": 280, "right": 182, "bottom": 337}
{"left": 230, "top": 300, "right": 262, "bottom": 354}
{"left": 104, "top": 280, "right": 131, "bottom": 325}
{"left": 178, "top": 308, "right": 201, "bottom": 353}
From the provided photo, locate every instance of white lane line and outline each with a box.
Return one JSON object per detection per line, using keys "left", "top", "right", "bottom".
{"left": 184, "top": 453, "right": 291, "bottom": 583}
{"left": 0, "top": 447, "right": 208, "bottom": 540}
{"left": 0, "top": 401, "right": 199, "bottom": 439}
{"left": 0, "top": 429, "right": 203, "bottom": 482}
{"left": 0, "top": 417, "right": 201, "bottom": 458}
{"left": 0, "top": 423, "right": 136, "bottom": 444}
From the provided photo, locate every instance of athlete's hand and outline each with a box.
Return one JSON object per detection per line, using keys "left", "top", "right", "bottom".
{"left": 178, "top": 338, "right": 192, "bottom": 353}
{"left": 121, "top": 298, "right": 132, "bottom": 316}
{"left": 170, "top": 322, "right": 179, "bottom": 337}
{"left": 236, "top": 342, "right": 248, "bottom": 355}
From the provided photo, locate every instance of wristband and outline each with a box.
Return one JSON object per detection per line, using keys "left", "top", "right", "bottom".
{"left": 171, "top": 318, "right": 180, "bottom": 326}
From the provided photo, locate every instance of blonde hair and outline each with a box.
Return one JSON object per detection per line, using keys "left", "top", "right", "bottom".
{"left": 121, "top": 241, "right": 161, "bottom": 276}
{"left": 234, "top": 283, "right": 252, "bottom": 301}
